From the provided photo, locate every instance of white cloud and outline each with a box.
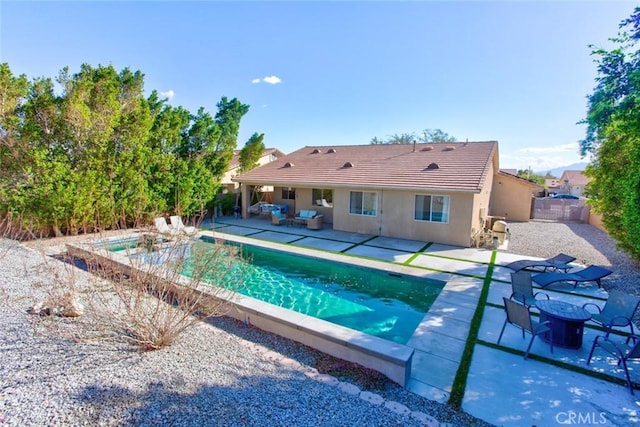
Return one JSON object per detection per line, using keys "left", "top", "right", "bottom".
{"left": 517, "top": 142, "right": 579, "bottom": 154}
{"left": 500, "top": 150, "right": 590, "bottom": 173}
{"left": 263, "top": 75, "right": 281, "bottom": 84}
{"left": 496, "top": 142, "right": 589, "bottom": 172}
{"left": 160, "top": 89, "right": 175, "bottom": 99}
{"left": 252, "top": 75, "right": 282, "bottom": 85}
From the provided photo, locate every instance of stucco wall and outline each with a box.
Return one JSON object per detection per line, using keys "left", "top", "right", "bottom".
{"left": 330, "top": 188, "right": 475, "bottom": 247}
{"left": 588, "top": 210, "right": 606, "bottom": 232}
{"left": 490, "top": 175, "right": 533, "bottom": 222}
{"left": 473, "top": 164, "right": 494, "bottom": 233}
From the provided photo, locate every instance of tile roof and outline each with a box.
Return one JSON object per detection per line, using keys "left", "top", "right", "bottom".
{"left": 560, "top": 170, "right": 590, "bottom": 186}
{"left": 497, "top": 170, "right": 540, "bottom": 188}
{"left": 500, "top": 168, "right": 518, "bottom": 176}
{"left": 235, "top": 141, "right": 498, "bottom": 192}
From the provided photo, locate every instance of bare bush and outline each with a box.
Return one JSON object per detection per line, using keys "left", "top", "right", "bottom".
{"left": 86, "top": 233, "right": 245, "bottom": 351}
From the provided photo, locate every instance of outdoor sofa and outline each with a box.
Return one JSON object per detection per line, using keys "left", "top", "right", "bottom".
{"left": 295, "top": 210, "right": 324, "bottom": 230}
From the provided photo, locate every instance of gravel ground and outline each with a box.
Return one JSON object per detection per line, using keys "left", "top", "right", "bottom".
{"left": 2, "top": 222, "right": 639, "bottom": 426}
{"left": 0, "top": 237, "right": 486, "bottom": 427}
{"left": 505, "top": 221, "right": 640, "bottom": 296}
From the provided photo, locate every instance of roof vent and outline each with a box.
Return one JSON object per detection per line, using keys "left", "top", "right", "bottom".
{"left": 421, "top": 146, "right": 434, "bottom": 151}
{"left": 311, "top": 148, "right": 322, "bottom": 154}
{"left": 444, "top": 146, "right": 456, "bottom": 151}
{"left": 426, "top": 162, "right": 440, "bottom": 170}
{"left": 327, "top": 148, "right": 337, "bottom": 153}
{"left": 342, "top": 161, "right": 354, "bottom": 168}
{"left": 283, "top": 162, "right": 294, "bottom": 168}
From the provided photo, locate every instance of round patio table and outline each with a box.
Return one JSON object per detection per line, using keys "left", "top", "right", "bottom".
{"left": 535, "top": 300, "right": 592, "bottom": 349}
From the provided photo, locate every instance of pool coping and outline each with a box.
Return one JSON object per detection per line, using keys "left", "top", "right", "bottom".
{"left": 65, "top": 230, "right": 428, "bottom": 386}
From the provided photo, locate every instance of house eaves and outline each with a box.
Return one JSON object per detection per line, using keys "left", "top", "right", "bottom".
{"left": 238, "top": 179, "right": 482, "bottom": 194}
{"left": 497, "top": 170, "right": 539, "bottom": 188}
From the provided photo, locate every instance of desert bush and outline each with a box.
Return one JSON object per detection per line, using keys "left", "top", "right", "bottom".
{"left": 88, "top": 234, "right": 245, "bottom": 350}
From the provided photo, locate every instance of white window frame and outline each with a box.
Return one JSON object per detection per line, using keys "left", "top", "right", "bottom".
{"left": 414, "top": 194, "right": 450, "bottom": 223}
{"left": 349, "top": 191, "right": 378, "bottom": 216}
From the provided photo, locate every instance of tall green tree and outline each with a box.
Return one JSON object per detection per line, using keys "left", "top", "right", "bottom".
{"left": 0, "top": 64, "right": 29, "bottom": 184}
{"left": 580, "top": 7, "right": 640, "bottom": 261}
{"left": 370, "top": 128, "right": 456, "bottom": 144}
{"left": 210, "top": 97, "right": 250, "bottom": 179}
{"left": 0, "top": 62, "right": 253, "bottom": 236}
{"left": 419, "top": 128, "right": 457, "bottom": 143}
{"left": 238, "top": 132, "right": 265, "bottom": 174}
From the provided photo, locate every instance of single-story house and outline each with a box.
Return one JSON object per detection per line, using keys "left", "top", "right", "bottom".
{"left": 558, "top": 170, "right": 590, "bottom": 197}
{"left": 220, "top": 148, "right": 284, "bottom": 193}
{"left": 545, "top": 178, "right": 561, "bottom": 195}
{"left": 490, "top": 170, "right": 541, "bottom": 222}
{"left": 234, "top": 141, "right": 531, "bottom": 247}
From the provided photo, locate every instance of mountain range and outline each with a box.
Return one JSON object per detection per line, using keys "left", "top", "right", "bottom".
{"left": 535, "top": 162, "right": 588, "bottom": 177}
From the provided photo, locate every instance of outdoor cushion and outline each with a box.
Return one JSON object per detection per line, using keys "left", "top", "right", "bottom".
{"left": 296, "top": 210, "right": 317, "bottom": 220}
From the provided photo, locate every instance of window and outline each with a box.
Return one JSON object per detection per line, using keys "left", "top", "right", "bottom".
{"left": 281, "top": 188, "right": 296, "bottom": 200}
{"left": 312, "top": 189, "right": 333, "bottom": 206}
{"left": 349, "top": 191, "right": 377, "bottom": 216}
{"left": 415, "top": 195, "right": 450, "bottom": 223}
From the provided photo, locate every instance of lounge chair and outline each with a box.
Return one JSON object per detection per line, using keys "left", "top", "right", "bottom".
{"left": 497, "top": 297, "right": 553, "bottom": 359}
{"left": 510, "top": 271, "right": 549, "bottom": 309}
{"left": 582, "top": 290, "right": 640, "bottom": 338}
{"left": 169, "top": 215, "right": 198, "bottom": 236}
{"left": 271, "top": 210, "right": 287, "bottom": 225}
{"left": 503, "top": 253, "right": 576, "bottom": 273}
{"left": 587, "top": 334, "right": 640, "bottom": 395}
{"left": 154, "top": 217, "right": 180, "bottom": 236}
{"left": 248, "top": 201, "right": 265, "bottom": 216}
{"left": 532, "top": 265, "right": 613, "bottom": 289}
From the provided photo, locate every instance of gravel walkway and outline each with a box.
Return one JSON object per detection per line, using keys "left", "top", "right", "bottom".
{"left": 2, "top": 222, "right": 638, "bottom": 426}
{"left": 505, "top": 221, "right": 640, "bottom": 296}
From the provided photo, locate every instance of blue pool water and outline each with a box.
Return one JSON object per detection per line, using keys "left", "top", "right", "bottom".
{"left": 109, "top": 236, "right": 444, "bottom": 344}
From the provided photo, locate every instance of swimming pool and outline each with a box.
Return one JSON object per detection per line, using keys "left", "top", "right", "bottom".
{"left": 111, "top": 235, "right": 443, "bottom": 344}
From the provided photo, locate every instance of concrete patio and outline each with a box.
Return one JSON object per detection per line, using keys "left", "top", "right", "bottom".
{"left": 204, "top": 216, "right": 639, "bottom": 426}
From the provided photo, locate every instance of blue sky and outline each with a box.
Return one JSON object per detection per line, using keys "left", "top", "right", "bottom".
{"left": 1, "top": 1, "right": 636, "bottom": 172}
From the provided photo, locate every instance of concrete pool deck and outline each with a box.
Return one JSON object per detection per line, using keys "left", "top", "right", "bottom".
{"left": 205, "top": 216, "right": 639, "bottom": 426}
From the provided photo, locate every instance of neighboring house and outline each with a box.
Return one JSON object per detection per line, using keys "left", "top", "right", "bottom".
{"left": 220, "top": 148, "right": 284, "bottom": 193}
{"left": 558, "top": 170, "right": 589, "bottom": 197}
{"left": 545, "top": 178, "right": 561, "bottom": 195}
{"left": 234, "top": 141, "right": 532, "bottom": 247}
{"left": 491, "top": 171, "right": 540, "bottom": 220}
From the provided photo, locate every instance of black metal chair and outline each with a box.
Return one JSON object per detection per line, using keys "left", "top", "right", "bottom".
{"left": 587, "top": 334, "right": 640, "bottom": 395}
{"left": 497, "top": 297, "right": 553, "bottom": 359}
{"left": 510, "top": 271, "right": 549, "bottom": 309}
{"left": 583, "top": 290, "right": 640, "bottom": 339}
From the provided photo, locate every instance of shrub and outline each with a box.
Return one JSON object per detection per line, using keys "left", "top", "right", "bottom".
{"left": 87, "top": 233, "right": 245, "bottom": 350}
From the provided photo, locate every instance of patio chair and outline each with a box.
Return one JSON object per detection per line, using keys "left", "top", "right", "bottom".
{"left": 497, "top": 297, "right": 553, "bottom": 359}
{"left": 154, "top": 217, "right": 180, "bottom": 236}
{"left": 532, "top": 265, "right": 613, "bottom": 289}
{"left": 582, "top": 290, "right": 640, "bottom": 338}
{"left": 510, "top": 271, "right": 549, "bottom": 309}
{"left": 169, "top": 215, "right": 198, "bottom": 236}
{"left": 587, "top": 334, "right": 640, "bottom": 395}
{"left": 271, "top": 210, "right": 287, "bottom": 225}
{"left": 503, "top": 253, "right": 576, "bottom": 273}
